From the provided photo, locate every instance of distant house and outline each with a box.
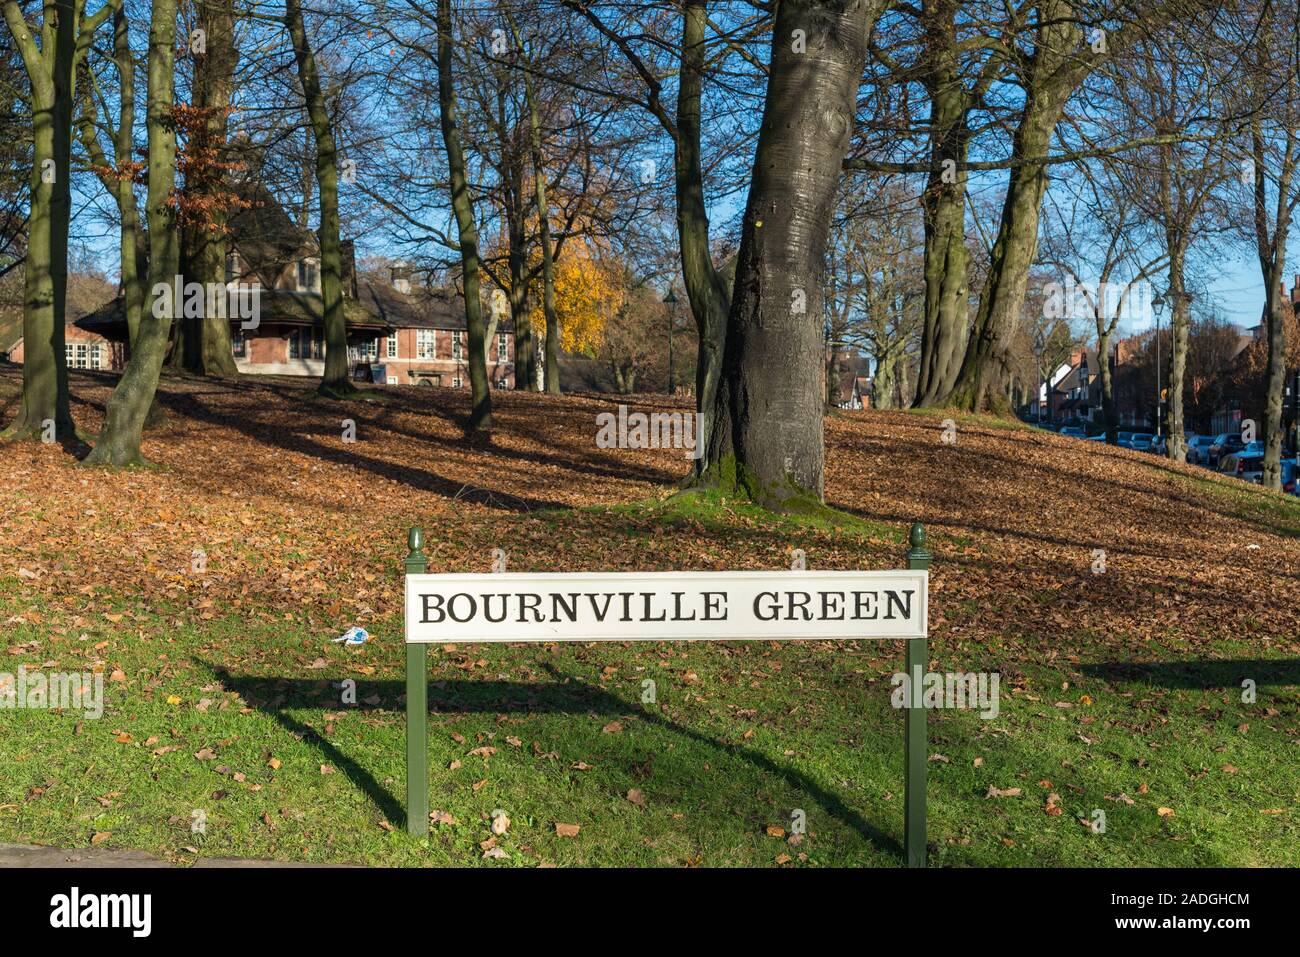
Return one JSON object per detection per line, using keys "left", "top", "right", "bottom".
{"left": 356, "top": 265, "right": 514, "bottom": 389}
{"left": 827, "top": 346, "right": 871, "bottom": 409}
{"left": 73, "top": 182, "right": 514, "bottom": 388}
{"left": 1050, "top": 348, "right": 1100, "bottom": 424}
{"left": 3, "top": 273, "right": 123, "bottom": 371}
{"left": 6, "top": 323, "right": 125, "bottom": 372}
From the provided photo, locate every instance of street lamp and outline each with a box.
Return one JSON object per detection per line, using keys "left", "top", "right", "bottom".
{"left": 663, "top": 289, "right": 678, "bottom": 394}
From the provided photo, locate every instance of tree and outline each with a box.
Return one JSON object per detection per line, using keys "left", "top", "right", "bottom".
{"left": 703, "top": 0, "right": 883, "bottom": 507}
{"left": 528, "top": 230, "right": 621, "bottom": 354}
{"left": 436, "top": 0, "right": 490, "bottom": 429}
{"left": 77, "top": 3, "right": 144, "bottom": 351}
{"left": 565, "top": 0, "right": 749, "bottom": 467}
{"left": 172, "top": 0, "right": 239, "bottom": 376}
{"left": 285, "top": 0, "right": 352, "bottom": 397}
{"left": 83, "top": 0, "right": 179, "bottom": 466}
{"left": 2, "top": 0, "right": 117, "bottom": 442}
{"left": 1239, "top": 0, "right": 1300, "bottom": 490}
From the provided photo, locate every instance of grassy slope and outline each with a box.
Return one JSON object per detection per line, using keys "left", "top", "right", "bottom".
{"left": 0, "top": 369, "right": 1296, "bottom": 867}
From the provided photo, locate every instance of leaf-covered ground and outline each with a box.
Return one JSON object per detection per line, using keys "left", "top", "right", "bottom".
{"left": 0, "top": 366, "right": 1296, "bottom": 866}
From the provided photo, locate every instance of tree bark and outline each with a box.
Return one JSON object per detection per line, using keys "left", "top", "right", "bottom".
{"left": 285, "top": 0, "right": 351, "bottom": 396}
{"left": 677, "top": 0, "right": 731, "bottom": 466}
{"left": 0, "top": 0, "right": 87, "bottom": 442}
{"left": 175, "top": 0, "right": 238, "bottom": 376}
{"left": 84, "top": 0, "right": 179, "bottom": 466}
{"left": 703, "top": 0, "right": 878, "bottom": 506}
{"left": 436, "top": 0, "right": 490, "bottom": 428}
{"left": 913, "top": 0, "right": 971, "bottom": 407}
{"left": 509, "top": 16, "right": 560, "bottom": 395}
{"left": 946, "top": 109, "right": 1057, "bottom": 412}
{"left": 1165, "top": 255, "right": 1190, "bottom": 462}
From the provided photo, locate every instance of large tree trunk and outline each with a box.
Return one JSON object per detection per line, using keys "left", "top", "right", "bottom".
{"left": 945, "top": 109, "right": 1057, "bottom": 412}
{"left": 78, "top": 6, "right": 146, "bottom": 351}
{"left": 174, "top": 0, "right": 238, "bottom": 376}
{"left": 1165, "top": 252, "right": 1190, "bottom": 463}
{"left": 1, "top": 0, "right": 82, "bottom": 442}
{"left": 436, "top": 0, "right": 490, "bottom": 429}
{"left": 1097, "top": 332, "right": 1118, "bottom": 444}
{"left": 110, "top": 6, "right": 144, "bottom": 352}
{"left": 703, "top": 0, "right": 877, "bottom": 506}
{"left": 1261, "top": 262, "right": 1287, "bottom": 489}
{"left": 285, "top": 0, "right": 351, "bottom": 396}
{"left": 677, "top": 0, "right": 730, "bottom": 466}
{"left": 505, "top": 145, "right": 535, "bottom": 392}
{"left": 514, "top": 24, "right": 560, "bottom": 395}
{"left": 84, "top": 0, "right": 179, "bottom": 466}
{"left": 913, "top": 0, "right": 970, "bottom": 407}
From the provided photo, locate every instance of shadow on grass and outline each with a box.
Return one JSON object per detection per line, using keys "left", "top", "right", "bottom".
{"left": 203, "top": 660, "right": 903, "bottom": 861}
{"left": 1081, "top": 658, "right": 1300, "bottom": 689}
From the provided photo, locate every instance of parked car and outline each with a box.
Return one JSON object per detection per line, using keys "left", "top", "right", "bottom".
{"left": 1058, "top": 426, "right": 1087, "bottom": 438}
{"left": 1222, "top": 454, "right": 1299, "bottom": 493}
{"left": 1129, "top": 432, "right": 1157, "bottom": 453}
{"left": 1221, "top": 451, "right": 1263, "bottom": 482}
{"left": 1185, "top": 434, "right": 1216, "bottom": 465}
{"left": 1150, "top": 434, "right": 1168, "bottom": 455}
{"left": 1115, "top": 431, "right": 1135, "bottom": 449}
{"left": 1207, "top": 432, "right": 1246, "bottom": 468}
{"left": 1084, "top": 433, "right": 1106, "bottom": 442}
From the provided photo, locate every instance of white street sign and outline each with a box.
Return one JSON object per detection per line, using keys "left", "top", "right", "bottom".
{"left": 404, "top": 570, "right": 927, "bottom": 643}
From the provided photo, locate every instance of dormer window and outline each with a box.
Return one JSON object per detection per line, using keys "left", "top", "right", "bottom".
{"left": 298, "top": 259, "right": 319, "bottom": 292}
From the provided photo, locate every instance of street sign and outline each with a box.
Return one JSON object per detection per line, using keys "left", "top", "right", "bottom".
{"left": 400, "top": 525, "right": 933, "bottom": 866}
{"left": 404, "top": 570, "right": 927, "bottom": 644}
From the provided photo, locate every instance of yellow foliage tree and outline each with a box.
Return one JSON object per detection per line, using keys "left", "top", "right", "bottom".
{"left": 528, "top": 233, "right": 624, "bottom": 355}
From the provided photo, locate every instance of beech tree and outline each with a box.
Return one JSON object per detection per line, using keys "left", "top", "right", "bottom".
{"left": 703, "top": 0, "right": 883, "bottom": 506}
{"left": 2, "top": 0, "right": 117, "bottom": 442}
{"left": 436, "top": 0, "right": 491, "bottom": 429}
{"left": 285, "top": 0, "right": 351, "bottom": 396}
{"left": 171, "top": 0, "right": 240, "bottom": 376}
{"left": 84, "top": 0, "right": 179, "bottom": 466}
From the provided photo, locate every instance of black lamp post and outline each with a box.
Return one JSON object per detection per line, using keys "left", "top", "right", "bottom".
{"left": 663, "top": 289, "right": 678, "bottom": 394}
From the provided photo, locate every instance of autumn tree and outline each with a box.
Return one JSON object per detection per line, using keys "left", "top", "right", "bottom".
{"left": 2, "top": 0, "right": 118, "bottom": 442}
{"left": 83, "top": 0, "right": 179, "bottom": 465}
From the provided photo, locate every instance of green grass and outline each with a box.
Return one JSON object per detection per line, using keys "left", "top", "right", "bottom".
{"left": 2, "top": 581, "right": 1295, "bottom": 867}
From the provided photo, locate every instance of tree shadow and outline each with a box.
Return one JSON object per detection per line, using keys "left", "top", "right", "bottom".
{"left": 201, "top": 659, "right": 904, "bottom": 860}
{"left": 1080, "top": 658, "right": 1300, "bottom": 690}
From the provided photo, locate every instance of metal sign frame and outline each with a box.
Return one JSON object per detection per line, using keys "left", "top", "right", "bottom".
{"left": 400, "top": 523, "right": 932, "bottom": 867}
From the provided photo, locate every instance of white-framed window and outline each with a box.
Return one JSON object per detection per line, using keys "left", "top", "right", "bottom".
{"left": 497, "top": 332, "right": 507, "bottom": 362}
{"left": 297, "top": 259, "right": 319, "bottom": 292}
{"left": 495, "top": 378, "right": 507, "bottom": 389}
{"left": 452, "top": 376, "right": 462, "bottom": 388}
{"left": 357, "top": 339, "right": 378, "bottom": 361}
{"left": 386, "top": 376, "right": 398, "bottom": 385}
{"left": 416, "top": 329, "right": 435, "bottom": 359}
{"left": 90, "top": 344, "right": 103, "bottom": 369}
{"left": 387, "top": 334, "right": 398, "bottom": 359}
{"left": 66, "top": 342, "right": 92, "bottom": 369}
{"left": 452, "top": 331, "right": 463, "bottom": 361}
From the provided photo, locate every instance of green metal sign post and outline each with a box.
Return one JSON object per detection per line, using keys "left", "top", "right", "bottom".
{"left": 402, "top": 522, "right": 931, "bottom": 866}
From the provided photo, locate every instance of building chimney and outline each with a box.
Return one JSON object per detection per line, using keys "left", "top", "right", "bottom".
{"left": 391, "top": 262, "right": 411, "bottom": 295}
{"left": 339, "top": 240, "right": 358, "bottom": 299}
{"left": 1292, "top": 273, "right": 1300, "bottom": 304}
